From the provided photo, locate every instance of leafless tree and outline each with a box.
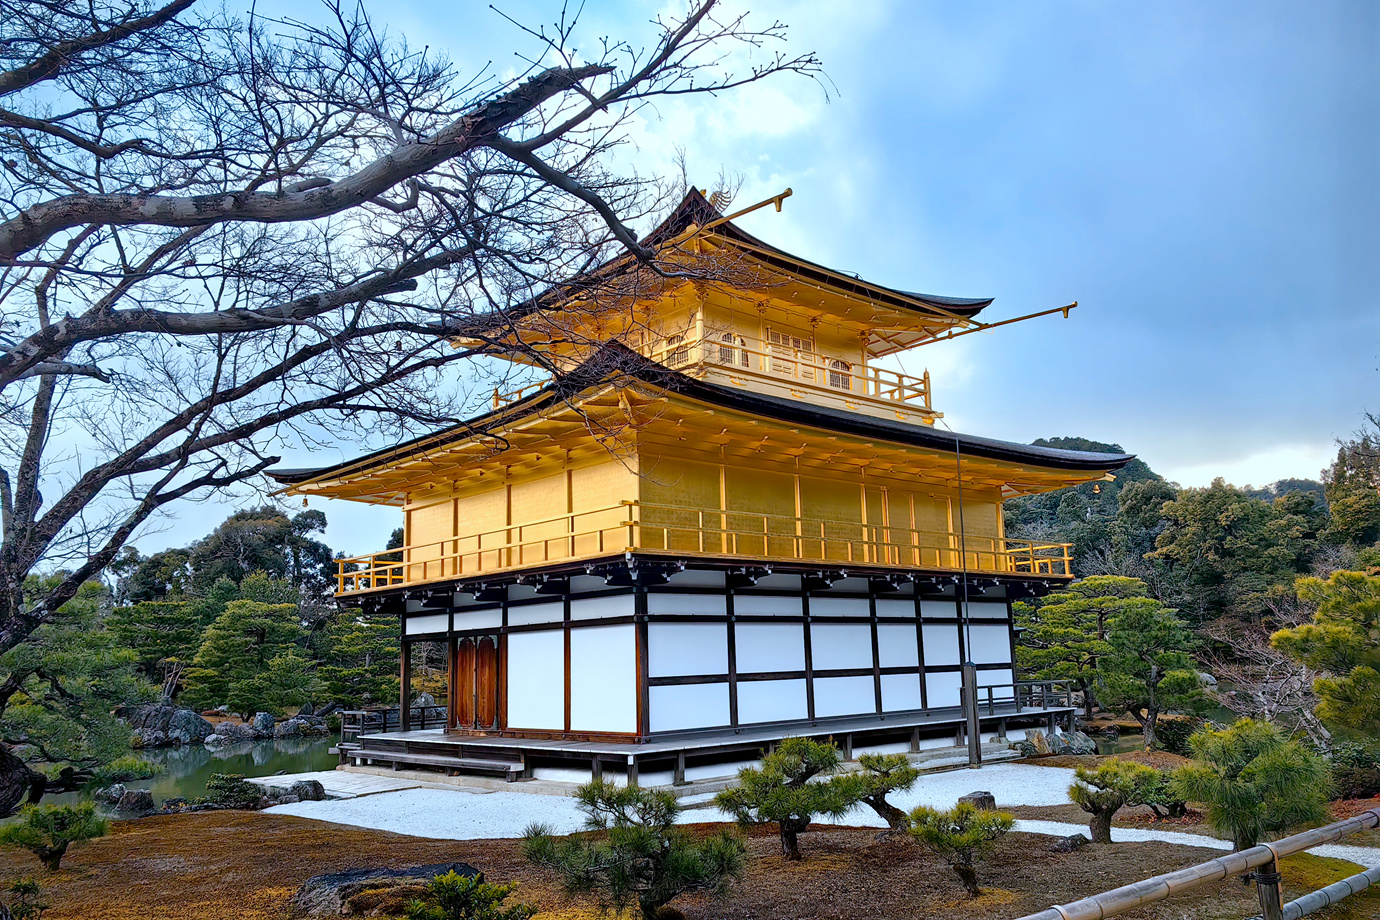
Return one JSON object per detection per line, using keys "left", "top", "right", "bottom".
{"left": 0, "top": 0, "right": 819, "bottom": 799}
{"left": 1201, "top": 614, "right": 1331, "bottom": 749}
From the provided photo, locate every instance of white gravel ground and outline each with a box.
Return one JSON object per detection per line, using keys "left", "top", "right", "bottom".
{"left": 263, "top": 762, "right": 1379, "bottom": 870}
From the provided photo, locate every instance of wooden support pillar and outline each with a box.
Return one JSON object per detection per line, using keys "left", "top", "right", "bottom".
{"left": 400, "top": 641, "right": 413, "bottom": 733}
{"left": 909, "top": 726, "right": 921, "bottom": 753}
{"left": 591, "top": 757, "right": 603, "bottom": 781}
{"left": 674, "top": 750, "right": 687, "bottom": 786}
{"left": 1255, "top": 858, "right": 1284, "bottom": 920}
{"left": 996, "top": 718, "right": 1008, "bottom": 743}
{"left": 961, "top": 662, "right": 982, "bottom": 769}
{"left": 627, "top": 754, "right": 639, "bottom": 788}
{"left": 842, "top": 733, "right": 854, "bottom": 761}
{"left": 1047, "top": 712, "right": 1057, "bottom": 733}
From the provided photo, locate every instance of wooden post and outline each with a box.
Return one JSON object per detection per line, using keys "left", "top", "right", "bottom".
{"left": 962, "top": 662, "right": 982, "bottom": 768}
{"left": 400, "top": 640, "right": 413, "bottom": 733}
{"left": 627, "top": 754, "right": 639, "bottom": 788}
{"left": 909, "top": 726, "right": 921, "bottom": 753}
{"left": 674, "top": 750, "right": 687, "bottom": 786}
{"left": 997, "top": 718, "right": 1008, "bottom": 743}
{"left": 1255, "top": 859, "right": 1284, "bottom": 920}
{"left": 842, "top": 733, "right": 853, "bottom": 761}
{"left": 591, "top": 757, "right": 603, "bottom": 781}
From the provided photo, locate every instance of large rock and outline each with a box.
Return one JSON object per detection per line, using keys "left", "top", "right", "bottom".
{"left": 297, "top": 701, "right": 315, "bottom": 718}
{"left": 1050, "top": 833, "right": 1090, "bottom": 853}
{"left": 314, "top": 702, "right": 340, "bottom": 719}
{"left": 413, "top": 692, "right": 436, "bottom": 708}
{"left": 291, "top": 779, "right": 327, "bottom": 802}
{"left": 1061, "top": 730, "right": 1099, "bottom": 755}
{"left": 167, "top": 709, "right": 215, "bottom": 745}
{"left": 116, "top": 788, "right": 156, "bottom": 814}
{"left": 275, "top": 719, "right": 304, "bottom": 738}
{"left": 207, "top": 722, "right": 256, "bottom": 745}
{"left": 290, "top": 863, "right": 476, "bottom": 917}
{"left": 251, "top": 712, "right": 275, "bottom": 736}
{"left": 958, "top": 791, "right": 997, "bottom": 810}
{"left": 101, "top": 783, "right": 127, "bottom": 805}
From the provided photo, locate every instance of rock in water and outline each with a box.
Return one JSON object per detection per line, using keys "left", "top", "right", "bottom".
{"left": 167, "top": 709, "right": 215, "bottom": 745}
{"left": 290, "top": 863, "right": 477, "bottom": 917}
{"left": 116, "top": 788, "right": 156, "bottom": 814}
{"left": 102, "top": 783, "right": 127, "bottom": 804}
{"left": 958, "top": 791, "right": 997, "bottom": 810}
{"left": 1050, "top": 833, "right": 1090, "bottom": 853}
{"left": 251, "top": 712, "right": 275, "bottom": 736}
{"left": 290, "top": 780, "right": 326, "bottom": 802}
{"left": 1064, "top": 731, "right": 1098, "bottom": 755}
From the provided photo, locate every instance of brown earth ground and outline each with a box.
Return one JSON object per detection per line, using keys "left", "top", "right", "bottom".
{"left": 1017, "top": 753, "right": 1380, "bottom": 847}
{"left": 0, "top": 811, "right": 1377, "bottom": 920}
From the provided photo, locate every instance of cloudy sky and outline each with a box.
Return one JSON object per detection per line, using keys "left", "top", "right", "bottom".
{"left": 139, "top": 0, "right": 1380, "bottom": 554}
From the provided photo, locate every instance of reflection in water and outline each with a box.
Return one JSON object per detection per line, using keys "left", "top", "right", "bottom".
{"left": 38, "top": 737, "right": 339, "bottom": 814}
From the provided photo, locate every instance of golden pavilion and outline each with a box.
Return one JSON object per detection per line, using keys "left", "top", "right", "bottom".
{"left": 271, "top": 189, "right": 1132, "bottom": 783}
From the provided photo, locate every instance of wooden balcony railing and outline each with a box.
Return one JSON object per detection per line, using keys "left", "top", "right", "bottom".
{"left": 487, "top": 334, "right": 936, "bottom": 414}
{"left": 644, "top": 333, "right": 934, "bottom": 412}
{"left": 335, "top": 500, "right": 1073, "bottom": 596}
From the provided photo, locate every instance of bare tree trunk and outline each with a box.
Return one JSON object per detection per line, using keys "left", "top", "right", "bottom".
{"left": 954, "top": 863, "right": 982, "bottom": 898}
{"left": 0, "top": 745, "right": 44, "bottom": 817}
{"left": 1089, "top": 809, "right": 1115, "bottom": 844}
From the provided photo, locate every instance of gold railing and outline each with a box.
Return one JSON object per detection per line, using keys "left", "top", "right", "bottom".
{"left": 335, "top": 500, "right": 1072, "bottom": 595}
{"left": 644, "top": 334, "right": 934, "bottom": 412}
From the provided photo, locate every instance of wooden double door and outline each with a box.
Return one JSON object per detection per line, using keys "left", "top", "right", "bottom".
{"left": 450, "top": 635, "right": 500, "bottom": 731}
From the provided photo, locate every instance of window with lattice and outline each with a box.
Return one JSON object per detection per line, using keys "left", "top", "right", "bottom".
{"left": 828, "top": 359, "right": 852, "bottom": 390}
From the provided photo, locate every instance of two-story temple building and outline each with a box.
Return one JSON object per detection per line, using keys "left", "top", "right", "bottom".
{"left": 270, "top": 189, "right": 1132, "bottom": 784}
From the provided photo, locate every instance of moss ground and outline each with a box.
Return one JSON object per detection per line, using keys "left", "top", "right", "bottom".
{"left": 0, "top": 811, "right": 1371, "bottom": 920}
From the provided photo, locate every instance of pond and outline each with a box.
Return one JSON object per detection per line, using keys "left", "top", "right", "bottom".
{"left": 37, "top": 736, "right": 339, "bottom": 816}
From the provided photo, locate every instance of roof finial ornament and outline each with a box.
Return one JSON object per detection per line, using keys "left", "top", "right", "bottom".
{"left": 708, "top": 189, "right": 733, "bottom": 211}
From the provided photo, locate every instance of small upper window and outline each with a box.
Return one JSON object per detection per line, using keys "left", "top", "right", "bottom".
{"left": 828, "top": 358, "right": 852, "bottom": 390}
{"left": 665, "top": 334, "right": 688, "bottom": 366}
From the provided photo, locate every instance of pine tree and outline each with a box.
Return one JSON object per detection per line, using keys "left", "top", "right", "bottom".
{"left": 317, "top": 613, "right": 399, "bottom": 707}
{"left": 715, "top": 737, "right": 864, "bottom": 860}
{"left": 180, "top": 599, "right": 305, "bottom": 718}
{"left": 1096, "top": 600, "right": 1208, "bottom": 749}
{"left": 1016, "top": 576, "right": 1146, "bottom": 719}
{"left": 1172, "top": 719, "right": 1331, "bottom": 851}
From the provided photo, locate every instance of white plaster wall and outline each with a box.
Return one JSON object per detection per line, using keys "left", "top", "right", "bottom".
{"left": 925, "top": 671, "right": 961, "bottom": 709}
{"left": 737, "top": 678, "right": 808, "bottom": 723}
{"left": 569, "top": 625, "right": 637, "bottom": 733}
{"left": 647, "top": 594, "right": 726, "bottom": 616}
{"left": 454, "top": 609, "right": 502, "bottom": 630}
{"left": 876, "top": 624, "right": 920, "bottom": 668}
{"left": 506, "top": 629, "right": 565, "bottom": 730}
{"left": 649, "top": 683, "right": 731, "bottom": 732}
{"left": 404, "top": 613, "right": 449, "bottom": 635}
{"left": 734, "top": 623, "right": 805, "bottom": 672}
{"left": 875, "top": 599, "right": 915, "bottom": 619}
{"left": 881, "top": 673, "right": 923, "bottom": 711}
{"left": 507, "top": 601, "right": 563, "bottom": 626}
{"left": 809, "top": 596, "right": 870, "bottom": 617}
{"left": 813, "top": 675, "right": 877, "bottom": 718}
{"left": 648, "top": 623, "right": 729, "bottom": 677}
{"left": 809, "top": 623, "right": 873, "bottom": 671}
{"left": 967, "top": 624, "right": 1013, "bottom": 664}
{"left": 922, "top": 623, "right": 961, "bottom": 665}
{"left": 570, "top": 594, "right": 635, "bottom": 620}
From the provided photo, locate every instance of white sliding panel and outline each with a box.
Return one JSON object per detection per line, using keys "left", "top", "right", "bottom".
{"left": 921, "top": 623, "right": 961, "bottom": 666}
{"left": 977, "top": 667, "right": 1015, "bottom": 688}
{"left": 920, "top": 599, "right": 958, "bottom": 619}
{"left": 453, "top": 609, "right": 502, "bottom": 630}
{"left": 809, "top": 596, "right": 871, "bottom": 617}
{"left": 570, "top": 594, "right": 635, "bottom": 621}
{"left": 647, "top": 593, "right": 726, "bottom": 616}
{"left": 733, "top": 595, "right": 802, "bottom": 617}
{"left": 649, "top": 683, "right": 731, "bottom": 733}
{"left": 875, "top": 599, "right": 916, "bottom": 619}
{"left": 968, "top": 625, "right": 1013, "bottom": 664}
{"left": 813, "top": 675, "right": 876, "bottom": 718}
{"left": 877, "top": 624, "right": 920, "bottom": 669}
{"left": 508, "top": 601, "right": 564, "bottom": 626}
{"left": 506, "top": 629, "right": 565, "bottom": 730}
{"left": 734, "top": 623, "right": 805, "bottom": 673}
{"left": 648, "top": 623, "right": 728, "bottom": 678}
{"left": 737, "top": 678, "right": 808, "bottom": 724}
{"left": 925, "top": 671, "right": 961, "bottom": 709}
{"left": 809, "top": 623, "right": 873, "bottom": 671}
{"left": 967, "top": 601, "right": 1010, "bottom": 619}
{"left": 404, "top": 613, "right": 449, "bottom": 635}
{"left": 881, "top": 673, "right": 923, "bottom": 711}
{"left": 569, "top": 625, "right": 637, "bottom": 733}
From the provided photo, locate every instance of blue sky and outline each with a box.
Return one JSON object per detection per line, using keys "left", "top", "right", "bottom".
{"left": 140, "top": 0, "right": 1380, "bottom": 555}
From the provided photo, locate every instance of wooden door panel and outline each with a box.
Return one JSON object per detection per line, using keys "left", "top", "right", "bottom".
{"left": 454, "top": 638, "right": 476, "bottom": 728}
{"left": 476, "top": 636, "right": 499, "bottom": 730}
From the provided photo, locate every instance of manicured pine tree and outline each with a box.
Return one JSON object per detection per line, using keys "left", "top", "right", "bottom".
{"left": 1015, "top": 575, "right": 1148, "bottom": 720}
{"left": 524, "top": 779, "right": 744, "bottom": 920}
{"left": 317, "top": 612, "right": 400, "bottom": 708}
{"left": 1172, "top": 718, "right": 1331, "bottom": 851}
{"left": 1068, "top": 759, "right": 1162, "bottom": 843}
{"left": 907, "top": 803, "right": 1013, "bottom": 898}
{"left": 180, "top": 593, "right": 305, "bottom": 718}
{"left": 856, "top": 752, "right": 920, "bottom": 832}
{"left": 1096, "top": 600, "right": 1208, "bottom": 750}
{"left": 715, "top": 737, "right": 864, "bottom": 861}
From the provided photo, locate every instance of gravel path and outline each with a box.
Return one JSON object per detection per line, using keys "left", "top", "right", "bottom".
{"left": 264, "top": 762, "right": 1378, "bottom": 870}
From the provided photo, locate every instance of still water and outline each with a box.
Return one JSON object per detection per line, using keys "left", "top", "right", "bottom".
{"left": 38, "top": 736, "right": 338, "bottom": 814}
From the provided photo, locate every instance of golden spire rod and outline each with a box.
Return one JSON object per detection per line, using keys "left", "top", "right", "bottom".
{"left": 906, "top": 302, "right": 1079, "bottom": 347}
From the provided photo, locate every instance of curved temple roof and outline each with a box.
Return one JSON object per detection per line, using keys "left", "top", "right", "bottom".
{"left": 270, "top": 343, "right": 1133, "bottom": 491}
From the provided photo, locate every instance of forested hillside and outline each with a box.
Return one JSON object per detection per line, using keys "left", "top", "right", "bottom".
{"left": 1009, "top": 415, "right": 1380, "bottom": 751}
